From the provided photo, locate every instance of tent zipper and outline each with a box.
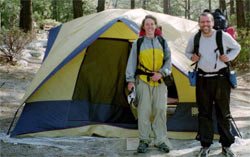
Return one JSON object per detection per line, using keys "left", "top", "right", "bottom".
{"left": 151, "top": 38, "right": 155, "bottom": 86}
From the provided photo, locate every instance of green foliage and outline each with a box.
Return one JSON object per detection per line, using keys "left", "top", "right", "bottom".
{"left": 0, "top": 27, "right": 35, "bottom": 63}
{"left": 1, "top": 0, "right": 96, "bottom": 29}
{"left": 246, "top": 11, "right": 250, "bottom": 28}
{"left": 56, "top": 0, "right": 73, "bottom": 23}
{"left": 82, "top": 0, "right": 96, "bottom": 15}
{"left": 228, "top": 14, "right": 237, "bottom": 27}
{"left": 40, "top": 19, "right": 60, "bottom": 27}
{"left": 32, "top": 0, "right": 52, "bottom": 25}
{"left": 0, "top": 0, "right": 20, "bottom": 28}
{"left": 169, "top": 0, "right": 219, "bottom": 21}
{"left": 232, "top": 28, "right": 250, "bottom": 71}
{"left": 145, "top": 0, "right": 163, "bottom": 13}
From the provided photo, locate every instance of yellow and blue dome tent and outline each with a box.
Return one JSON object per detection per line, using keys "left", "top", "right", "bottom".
{"left": 9, "top": 9, "right": 240, "bottom": 139}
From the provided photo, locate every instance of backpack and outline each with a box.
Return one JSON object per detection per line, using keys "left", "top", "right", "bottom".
{"left": 203, "top": 9, "right": 235, "bottom": 39}
{"left": 212, "top": 9, "right": 228, "bottom": 31}
{"left": 193, "top": 30, "right": 237, "bottom": 88}
{"left": 212, "top": 10, "right": 236, "bottom": 40}
{"left": 139, "top": 27, "right": 162, "bottom": 37}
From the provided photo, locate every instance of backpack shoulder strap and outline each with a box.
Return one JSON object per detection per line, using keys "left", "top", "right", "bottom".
{"left": 216, "top": 30, "right": 224, "bottom": 55}
{"left": 216, "top": 30, "right": 229, "bottom": 66}
{"left": 136, "top": 36, "right": 144, "bottom": 56}
{"left": 193, "top": 30, "right": 201, "bottom": 54}
{"left": 156, "top": 35, "right": 165, "bottom": 50}
{"left": 156, "top": 35, "right": 167, "bottom": 65}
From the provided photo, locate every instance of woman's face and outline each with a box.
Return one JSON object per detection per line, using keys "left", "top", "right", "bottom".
{"left": 143, "top": 18, "right": 156, "bottom": 37}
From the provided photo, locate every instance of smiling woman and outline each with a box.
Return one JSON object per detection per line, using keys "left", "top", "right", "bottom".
{"left": 142, "top": 15, "right": 157, "bottom": 38}
{"left": 126, "top": 15, "right": 172, "bottom": 153}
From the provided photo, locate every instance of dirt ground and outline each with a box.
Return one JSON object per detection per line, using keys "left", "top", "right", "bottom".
{"left": 0, "top": 60, "right": 250, "bottom": 156}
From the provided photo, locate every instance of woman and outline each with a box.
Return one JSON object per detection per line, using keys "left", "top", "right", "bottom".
{"left": 126, "top": 15, "right": 171, "bottom": 153}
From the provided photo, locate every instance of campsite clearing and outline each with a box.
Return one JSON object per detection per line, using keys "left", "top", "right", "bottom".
{"left": 0, "top": 61, "right": 250, "bottom": 156}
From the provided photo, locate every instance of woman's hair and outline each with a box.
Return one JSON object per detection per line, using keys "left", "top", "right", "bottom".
{"left": 140, "top": 15, "right": 158, "bottom": 31}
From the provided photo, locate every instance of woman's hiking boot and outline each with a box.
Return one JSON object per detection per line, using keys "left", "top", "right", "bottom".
{"left": 137, "top": 141, "right": 149, "bottom": 153}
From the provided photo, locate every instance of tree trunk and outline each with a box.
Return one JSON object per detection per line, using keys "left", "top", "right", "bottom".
{"left": 131, "top": 0, "right": 135, "bottom": 9}
{"left": 142, "top": 0, "right": 146, "bottom": 9}
{"left": 209, "top": 0, "right": 212, "bottom": 11}
{"left": 20, "top": 0, "right": 32, "bottom": 32}
{"left": 184, "top": 0, "right": 187, "bottom": 19}
{"left": 246, "top": 0, "right": 250, "bottom": 11}
{"left": 163, "top": 0, "right": 170, "bottom": 14}
{"left": 236, "top": 0, "right": 245, "bottom": 28}
{"left": 187, "top": 0, "right": 190, "bottom": 19}
{"left": 219, "top": 0, "right": 226, "bottom": 14}
{"left": 97, "top": 0, "right": 105, "bottom": 12}
{"left": 245, "top": 0, "right": 250, "bottom": 28}
{"left": 73, "top": 0, "right": 83, "bottom": 18}
{"left": 230, "top": 0, "right": 235, "bottom": 15}
{"left": 52, "top": 0, "right": 58, "bottom": 20}
{"left": 114, "top": 0, "right": 118, "bottom": 8}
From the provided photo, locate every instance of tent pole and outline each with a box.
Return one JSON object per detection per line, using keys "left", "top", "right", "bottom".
{"left": 230, "top": 115, "right": 242, "bottom": 138}
{"left": 7, "top": 103, "right": 25, "bottom": 135}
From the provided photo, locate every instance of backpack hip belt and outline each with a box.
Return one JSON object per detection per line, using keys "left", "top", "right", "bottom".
{"left": 197, "top": 68, "right": 227, "bottom": 77}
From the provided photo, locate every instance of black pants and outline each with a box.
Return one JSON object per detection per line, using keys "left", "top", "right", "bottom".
{"left": 196, "top": 74, "right": 235, "bottom": 147}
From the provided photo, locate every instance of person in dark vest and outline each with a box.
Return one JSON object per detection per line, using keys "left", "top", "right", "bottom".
{"left": 126, "top": 15, "right": 171, "bottom": 153}
{"left": 185, "top": 12, "right": 241, "bottom": 157}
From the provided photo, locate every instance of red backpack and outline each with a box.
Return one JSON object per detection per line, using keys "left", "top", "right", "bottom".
{"left": 139, "top": 27, "right": 162, "bottom": 37}
{"left": 226, "top": 27, "right": 236, "bottom": 40}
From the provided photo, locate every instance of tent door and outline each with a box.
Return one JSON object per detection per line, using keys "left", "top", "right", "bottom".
{"left": 72, "top": 38, "right": 130, "bottom": 107}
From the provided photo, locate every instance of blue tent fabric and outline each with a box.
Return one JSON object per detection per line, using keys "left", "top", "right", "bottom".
{"left": 42, "top": 25, "right": 62, "bottom": 62}
{"left": 12, "top": 101, "right": 239, "bottom": 137}
{"left": 11, "top": 100, "right": 137, "bottom": 137}
{"left": 167, "top": 103, "right": 198, "bottom": 131}
{"left": 167, "top": 103, "right": 238, "bottom": 135}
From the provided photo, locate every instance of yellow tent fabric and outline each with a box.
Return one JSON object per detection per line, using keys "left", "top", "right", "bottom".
{"left": 27, "top": 21, "right": 138, "bottom": 102}
{"left": 22, "top": 8, "right": 198, "bottom": 104}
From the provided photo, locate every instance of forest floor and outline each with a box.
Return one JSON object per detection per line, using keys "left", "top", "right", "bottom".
{"left": 0, "top": 32, "right": 250, "bottom": 157}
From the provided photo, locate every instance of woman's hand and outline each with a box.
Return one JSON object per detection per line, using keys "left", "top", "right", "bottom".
{"left": 151, "top": 72, "right": 162, "bottom": 82}
{"left": 128, "top": 82, "right": 135, "bottom": 92}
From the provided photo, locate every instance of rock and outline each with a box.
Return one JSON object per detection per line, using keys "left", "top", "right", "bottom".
{"left": 25, "top": 40, "right": 47, "bottom": 50}
{"left": 16, "top": 60, "right": 28, "bottom": 67}
{"left": 29, "top": 50, "right": 43, "bottom": 58}
{"left": 21, "top": 50, "right": 32, "bottom": 59}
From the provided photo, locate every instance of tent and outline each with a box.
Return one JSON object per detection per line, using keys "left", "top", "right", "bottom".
{"left": 9, "top": 9, "right": 239, "bottom": 139}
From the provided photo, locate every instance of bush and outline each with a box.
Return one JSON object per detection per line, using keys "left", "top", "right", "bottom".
{"left": 39, "top": 19, "right": 61, "bottom": 30}
{"left": 0, "top": 27, "right": 35, "bottom": 64}
{"left": 232, "top": 28, "right": 250, "bottom": 71}
{"left": 0, "top": 0, "right": 20, "bottom": 29}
